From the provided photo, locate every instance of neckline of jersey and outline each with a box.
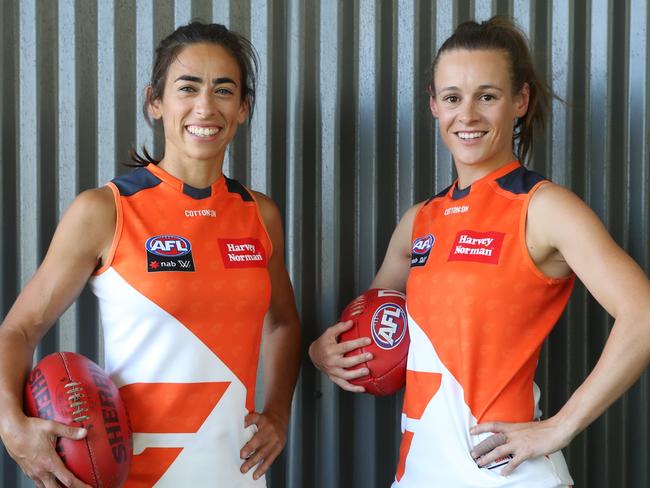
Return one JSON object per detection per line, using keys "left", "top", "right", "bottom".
{"left": 449, "top": 161, "right": 521, "bottom": 199}
{"left": 145, "top": 163, "right": 225, "bottom": 199}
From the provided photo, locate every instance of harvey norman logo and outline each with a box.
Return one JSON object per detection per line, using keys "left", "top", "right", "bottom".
{"left": 218, "top": 238, "right": 267, "bottom": 268}
{"left": 448, "top": 230, "right": 505, "bottom": 265}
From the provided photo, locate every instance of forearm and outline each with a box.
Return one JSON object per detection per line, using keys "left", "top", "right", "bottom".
{"left": 0, "top": 326, "right": 36, "bottom": 436}
{"left": 261, "top": 320, "right": 301, "bottom": 421}
{"left": 554, "top": 310, "right": 650, "bottom": 439}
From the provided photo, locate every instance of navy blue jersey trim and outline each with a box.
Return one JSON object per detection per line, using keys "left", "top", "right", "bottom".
{"left": 452, "top": 184, "right": 471, "bottom": 200}
{"left": 225, "top": 177, "right": 254, "bottom": 202}
{"left": 495, "top": 166, "right": 546, "bottom": 194}
{"left": 112, "top": 167, "right": 162, "bottom": 196}
{"left": 425, "top": 183, "right": 453, "bottom": 206}
{"left": 182, "top": 183, "right": 212, "bottom": 200}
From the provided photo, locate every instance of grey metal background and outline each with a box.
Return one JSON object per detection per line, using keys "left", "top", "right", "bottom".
{"left": 1, "top": 0, "right": 649, "bottom": 487}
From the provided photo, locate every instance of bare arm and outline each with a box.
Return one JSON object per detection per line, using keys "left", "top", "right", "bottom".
{"left": 239, "top": 192, "right": 301, "bottom": 480}
{"left": 0, "top": 187, "right": 115, "bottom": 488}
{"left": 471, "top": 184, "right": 650, "bottom": 474}
{"left": 308, "top": 203, "right": 422, "bottom": 392}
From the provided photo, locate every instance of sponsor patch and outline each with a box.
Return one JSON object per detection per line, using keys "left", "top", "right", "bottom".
{"left": 448, "top": 230, "right": 505, "bottom": 265}
{"left": 443, "top": 205, "right": 469, "bottom": 216}
{"left": 371, "top": 302, "right": 408, "bottom": 350}
{"left": 411, "top": 233, "right": 435, "bottom": 267}
{"left": 184, "top": 209, "right": 216, "bottom": 218}
{"left": 146, "top": 235, "right": 196, "bottom": 272}
{"left": 218, "top": 238, "right": 267, "bottom": 268}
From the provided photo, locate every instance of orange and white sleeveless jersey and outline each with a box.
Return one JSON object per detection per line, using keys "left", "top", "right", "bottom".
{"left": 89, "top": 164, "right": 271, "bottom": 487}
{"left": 394, "top": 162, "right": 575, "bottom": 488}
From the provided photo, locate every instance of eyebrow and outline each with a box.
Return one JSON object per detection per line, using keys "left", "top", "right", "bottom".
{"left": 174, "top": 75, "right": 238, "bottom": 86}
{"left": 438, "top": 84, "right": 505, "bottom": 94}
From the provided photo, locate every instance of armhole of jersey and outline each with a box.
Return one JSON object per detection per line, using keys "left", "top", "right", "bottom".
{"left": 248, "top": 190, "right": 275, "bottom": 260}
{"left": 518, "top": 180, "right": 574, "bottom": 284}
{"left": 410, "top": 201, "right": 428, "bottom": 243}
{"left": 93, "top": 182, "right": 123, "bottom": 276}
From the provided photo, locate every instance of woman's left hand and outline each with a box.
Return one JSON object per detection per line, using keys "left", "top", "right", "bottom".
{"left": 469, "top": 417, "right": 572, "bottom": 476}
{"left": 240, "top": 410, "right": 288, "bottom": 480}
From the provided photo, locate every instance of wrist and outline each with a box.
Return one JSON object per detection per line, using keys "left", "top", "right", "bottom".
{"left": 0, "top": 405, "right": 28, "bottom": 439}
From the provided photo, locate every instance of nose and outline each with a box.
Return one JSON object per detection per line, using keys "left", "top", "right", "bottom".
{"left": 194, "top": 89, "right": 215, "bottom": 118}
{"left": 458, "top": 99, "right": 479, "bottom": 124}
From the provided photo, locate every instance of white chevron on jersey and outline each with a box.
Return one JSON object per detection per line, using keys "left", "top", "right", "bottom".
{"left": 90, "top": 267, "right": 265, "bottom": 487}
{"left": 392, "top": 311, "right": 572, "bottom": 488}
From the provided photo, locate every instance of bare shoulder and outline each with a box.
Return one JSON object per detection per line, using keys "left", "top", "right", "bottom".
{"left": 528, "top": 182, "right": 602, "bottom": 248}
{"left": 54, "top": 186, "right": 116, "bottom": 264}
{"left": 250, "top": 190, "right": 281, "bottom": 229}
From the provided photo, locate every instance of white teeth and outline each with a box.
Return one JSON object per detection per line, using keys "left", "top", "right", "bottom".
{"left": 457, "top": 131, "right": 485, "bottom": 140}
{"left": 187, "top": 126, "right": 220, "bottom": 137}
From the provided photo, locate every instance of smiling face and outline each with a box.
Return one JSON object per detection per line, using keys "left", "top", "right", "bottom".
{"left": 430, "top": 49, "right": 529, "bottom": 176}
{"left": 148, "top": 42, "right": 248, "bottom": 168}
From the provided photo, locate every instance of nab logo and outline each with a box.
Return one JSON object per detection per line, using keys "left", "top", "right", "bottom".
{"left": 371, "top": 303, "right": 407, "bottom": 350}
{"left": 412, "top": 234, "right": 434, "bottom": 255}
{"left": 145, "top": 236, "right": 192, "bottom": 257}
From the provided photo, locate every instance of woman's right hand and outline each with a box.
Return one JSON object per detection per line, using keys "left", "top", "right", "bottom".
{"left": 2, "top": 415, "right": 91, "bottom": 488}
{"left": 308, "top": 320, "right": 374, "bottom": 393}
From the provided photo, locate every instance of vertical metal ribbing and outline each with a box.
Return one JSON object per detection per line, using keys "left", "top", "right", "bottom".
{"left": 174, "top": 0, "right": 192, "bottom": 27}
{"left": 473, "top": 0, "right": 494, "bottom": 22}
{"left": 285, "top": 0, "right": 304, "bottom": 478}
{"left": 249, "top": 0, "right": 270, "bottom": 194}
{"left": 318, "top": 2, "right": 341, "bottom": 486}
{"left": 56, "top": 0, "right": 79, "bottom": 350}
{"left": 18, "top": 0, "right": 39, "bottom": 291}
{"left": 434, "top": 0, "right": 455, "bottom": 190}
{"left": 353, "top": 1, "right": 379, "bottom": 486}
{"left": 396, "top": 0, "right": 417, "bottom": 217}
{"left": 625, "top": 1, "right": 649, "bottom": 487}
{"left": 512, "top": 0, "right": 532, "bottom": 37}
{"left": 587, "top": 1, "right": 613, "bottom": 486}
{"left": 97, "top": 0, "right": 116, "bottom": 187}
{"left": 136, "top": 0, "right": 154, "bottom": 157}
{"left": 550, "top": 0, "right": 571, "bottom": 186}
{"left": 283, "top": 1, "right": 305, "bottom": 486}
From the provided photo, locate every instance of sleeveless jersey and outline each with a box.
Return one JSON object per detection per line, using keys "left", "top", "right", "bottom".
{"left": 89, "top": 163, "right": 272, "bottom": 487}
{"left": 394, "top": 162, "right": 575, "bottom": 487}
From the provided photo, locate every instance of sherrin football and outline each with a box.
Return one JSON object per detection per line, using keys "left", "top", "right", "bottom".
{"left": 339, "top": 288, "right": 410, "bottom": 396}
{"left": 24, "top": 352, "right": 132, "bottom": 488}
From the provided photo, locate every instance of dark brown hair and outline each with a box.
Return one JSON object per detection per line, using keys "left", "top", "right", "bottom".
{"left": 130, "top": 21, "right": 259, "bottom": 166}
{"left": 428, "top": 16, "right": 552, "bottom": 164}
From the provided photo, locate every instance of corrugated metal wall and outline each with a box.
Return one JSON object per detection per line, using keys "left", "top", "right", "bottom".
{"left": 1, "top": 0, "right": 649, "bottom": 487}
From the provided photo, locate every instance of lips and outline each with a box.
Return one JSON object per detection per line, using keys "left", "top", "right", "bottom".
{"left": 456, "top": 131, "right": 487, "bottom": 140}
{"left": 186, "top": 125, "right": 221, "bottom": 137}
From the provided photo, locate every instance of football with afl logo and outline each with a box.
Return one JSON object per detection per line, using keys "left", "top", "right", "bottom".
{"left": 24, "top": 352, "right": 132, "bottom": 488}
{"left": 339, "top": 288, "right": 410, "bottom": 395}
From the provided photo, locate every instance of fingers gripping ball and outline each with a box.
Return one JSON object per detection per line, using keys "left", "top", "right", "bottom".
{"left": 339, "top": 289, "right": 410, "bottom": 395}
{"left": 24, "top": 352, "right": 133, "bottom": 488}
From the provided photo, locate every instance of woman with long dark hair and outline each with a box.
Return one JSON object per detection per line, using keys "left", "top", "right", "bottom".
{"left": 0, "top": 22, "right": 300, "bottom": 488}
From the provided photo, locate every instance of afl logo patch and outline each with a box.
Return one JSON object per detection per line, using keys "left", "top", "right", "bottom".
{"left": 411, "top": 234, "right": 434, "bottom": 267}
{"left": 145, "top": 235, "right": 195, "bottom": 272}
{"left": 371, "top": 303, "right": 407, "bottom": 350}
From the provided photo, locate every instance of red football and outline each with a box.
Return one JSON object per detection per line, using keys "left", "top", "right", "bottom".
{"left": 339, "top": 288, "right": 410, "bottom": 396}
{"left": 24, "top": 352, "right": 132, "bottom": 488}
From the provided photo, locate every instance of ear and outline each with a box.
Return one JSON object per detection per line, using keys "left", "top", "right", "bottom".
{"left": 237, "top": 97, "right": 250, "bottom": 124}
{"left": 146, "top": 85, "right": 162, "bottom": 120}
{"left": 514, "top": 82, "right": 530, "bottom": 118}
{"left": 429, "top": 95, "right": 439, "bottom": 119}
